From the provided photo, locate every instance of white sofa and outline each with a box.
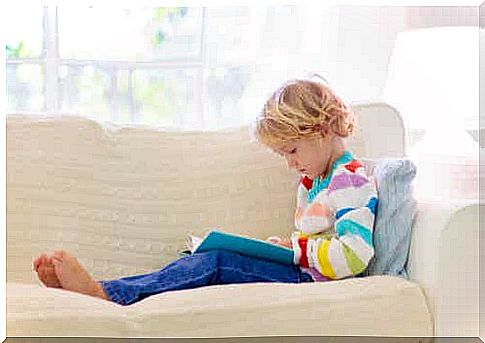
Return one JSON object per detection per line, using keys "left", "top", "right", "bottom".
{"left": 6, "top": 103, "right": 480, "bottom": 338}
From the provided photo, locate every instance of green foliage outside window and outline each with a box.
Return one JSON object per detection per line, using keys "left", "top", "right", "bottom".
{"left": 7, "top": 7, "right": 196, "bottom": 123}
{"left": 6, "top": 41, "right": 26, "bottom": 59}
{"left": 151, "top": 7, "right": 188, "bottom": 47}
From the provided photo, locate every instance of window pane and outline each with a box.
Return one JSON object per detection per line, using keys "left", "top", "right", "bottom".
{"left": 5, "top": 7, "right": 44, "bottom": 58}
{"left": 204, "top": 7, "right": 266, "bottom": 66}
{"left": 58, "top": 65, "right": 112, "bottom": 121}
{"left": 7, "top": 64, "right": 44, "bottom": 111}
{"left": 202, "top": 66, "right": 252, "bottom": 128}
{"left": 58, "top": 7, "right": 202, "bottom": 61}
{"left": 113, "top": 70, "right": 132, "bottom": 123}
{"left": 133, "top": 69, "right": 199, "bottom": 127}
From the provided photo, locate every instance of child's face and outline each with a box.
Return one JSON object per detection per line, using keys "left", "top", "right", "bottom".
{"left": 274, "top": 133, "right": 338, "bottom": 179}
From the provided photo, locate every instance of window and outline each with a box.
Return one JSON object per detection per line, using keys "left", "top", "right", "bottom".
{"left": 6, "top": 7, "right": 45, "bottom": 112}
{"left": 6, "top": 5, "right": 340, "bottom": 130}
{"left": 6, "top": 7, "right": 205, "bottom": 127}
{"left": 6, "top": 5, "right": 287, "bottom": 131}
{"left": 58, "top": 8, "right": 202, "bottom": 61}
{"left": 9, "top": 4, "right": 475, "bottom": 153}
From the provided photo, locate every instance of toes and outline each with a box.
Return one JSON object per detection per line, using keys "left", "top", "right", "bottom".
{"left": 37, "top": 264, "right": 61, "bottom": 288}
{"left": 50, "top": 258, "right": 62, "bottom": 271}
{"left": 33, "top": 253, "right": 48, "bottom": 272}
{"left": 33, "top": 254, "right": 43, "bottom": 270}
{"left": 38, "top": 265, "right": 48, "bottom": 281}
{"left": 51, "top": 259, "right": 63, "bottom": 277}
{"left": 51, "top": 258, "right": 61, "bottom": 268}
{"left": 41, "top": 254, "right": 50, "bottom": 266}
{"left": 51, "top": 255, "right": 62, "bottom": 264}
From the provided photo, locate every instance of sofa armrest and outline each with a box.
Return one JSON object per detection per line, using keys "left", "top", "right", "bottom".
{"left": 407, "top": 199, "right": 480, "bottom": 337}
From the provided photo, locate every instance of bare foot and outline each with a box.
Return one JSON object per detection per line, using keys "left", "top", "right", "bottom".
{"left": 33, "top": 253, "right": 62, "bottom": 288}
{"left": 49, "top": 250, "right": 109, "bottom": 301}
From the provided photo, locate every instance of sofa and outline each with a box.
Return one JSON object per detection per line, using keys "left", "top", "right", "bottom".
{"left": 6, "top": 103, "right": 480, "bottom": 338}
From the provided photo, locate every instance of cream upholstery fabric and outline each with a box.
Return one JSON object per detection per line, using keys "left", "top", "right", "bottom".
{"left": 6, "top": 103, "right": 435, "bottom": 337}
{"left": 6, "top": 103, "right": 405, "bottom": 285}
{"left": 7, "top": 276, "right": 432, "bottom": 337}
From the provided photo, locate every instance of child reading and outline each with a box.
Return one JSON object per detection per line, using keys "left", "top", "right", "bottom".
{"left": 33, "top": 77, "right": 378, "bottom": 305}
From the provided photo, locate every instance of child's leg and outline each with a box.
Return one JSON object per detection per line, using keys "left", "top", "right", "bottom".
{"left": 99, "top": 250, "right": 313, "bottom": 306}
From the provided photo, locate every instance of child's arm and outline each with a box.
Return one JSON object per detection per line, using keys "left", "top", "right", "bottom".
{"left": 293, "top": 164, "right": 378, "bottom": 279}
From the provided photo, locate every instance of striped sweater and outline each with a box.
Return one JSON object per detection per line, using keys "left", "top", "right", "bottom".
{"left": 291, "top": 150, "right": 378, "bottom": 281}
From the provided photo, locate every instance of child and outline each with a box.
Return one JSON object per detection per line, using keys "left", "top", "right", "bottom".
{"left": 33, "top": 77, "right": 378, "bottom": 306}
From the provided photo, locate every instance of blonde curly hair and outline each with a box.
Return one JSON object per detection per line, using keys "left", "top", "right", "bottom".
{"left": 255, "top": 78, "right": 355, "bottom": 149}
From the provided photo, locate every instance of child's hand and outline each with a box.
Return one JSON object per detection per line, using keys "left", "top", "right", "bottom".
{"left": 266, "top": 236, "right": 293, "bottom": 249}
{"left": 266, "top": 236, "right": 282, "bottom": 244}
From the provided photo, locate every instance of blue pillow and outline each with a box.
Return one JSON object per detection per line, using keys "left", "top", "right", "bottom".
{"left": 360, "top": 159, "right": 418, "bottom": 279}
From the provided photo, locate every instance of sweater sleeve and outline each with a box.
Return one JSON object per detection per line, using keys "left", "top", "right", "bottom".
{"left": 294, "top": 176, "right": 335, "bottom": 235}
{"left": 292, "top": 162, "right": 378, "bottom": 279}
{"left": 294, "top": 176, "right": 310, "bottom": 233}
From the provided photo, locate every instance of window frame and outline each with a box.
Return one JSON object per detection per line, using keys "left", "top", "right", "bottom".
{"left": 6, "top": 6, "right": 208, "bottom": 127}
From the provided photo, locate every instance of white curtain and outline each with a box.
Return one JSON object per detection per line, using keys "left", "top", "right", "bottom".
{"left": 208, "top": 6, "right": 408, "bottom": 129}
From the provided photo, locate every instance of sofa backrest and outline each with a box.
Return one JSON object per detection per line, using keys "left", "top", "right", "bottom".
{"left": 6, "top": 102, "right": 405, "bottom": 283}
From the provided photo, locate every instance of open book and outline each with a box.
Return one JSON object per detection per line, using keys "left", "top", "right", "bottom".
{"left": 180, "top": 230, "right": 295, "bottom": 266}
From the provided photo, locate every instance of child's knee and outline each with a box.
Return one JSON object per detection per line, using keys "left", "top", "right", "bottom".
{"left": 200, "top": 250, "right": 236, "bottom": 266}
{"left": 193, "top": 250, "right": 220, "bottom": 266}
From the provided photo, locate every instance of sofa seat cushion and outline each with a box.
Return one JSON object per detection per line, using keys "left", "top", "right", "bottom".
{"left": 7, "top": 275, "right": 432, "bottom": 337}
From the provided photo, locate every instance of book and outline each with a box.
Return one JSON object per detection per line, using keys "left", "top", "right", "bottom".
{"left": 180, "top": 230, "right": 295, "bottom": 266}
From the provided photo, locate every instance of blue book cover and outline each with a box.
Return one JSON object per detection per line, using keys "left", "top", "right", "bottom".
{"left": 183, "top": 230, "right": 295, "bottom": 266}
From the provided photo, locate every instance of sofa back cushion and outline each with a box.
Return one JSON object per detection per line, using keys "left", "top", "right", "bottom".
{"left": 6, "top": 103, "right": 405, "bottom": 283}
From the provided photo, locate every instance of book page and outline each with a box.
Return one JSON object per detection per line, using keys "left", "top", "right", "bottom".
{"left": 186, "top": 234, "right": 203, "bottom": 253}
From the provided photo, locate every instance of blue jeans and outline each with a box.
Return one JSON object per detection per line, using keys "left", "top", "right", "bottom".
{"left": 99, "top": 250, "right": 314, "bottom": 306}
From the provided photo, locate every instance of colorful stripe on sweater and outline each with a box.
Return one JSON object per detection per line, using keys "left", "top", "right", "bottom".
{"left": 292, "top": 150, "right": 377, "bottom": 280}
